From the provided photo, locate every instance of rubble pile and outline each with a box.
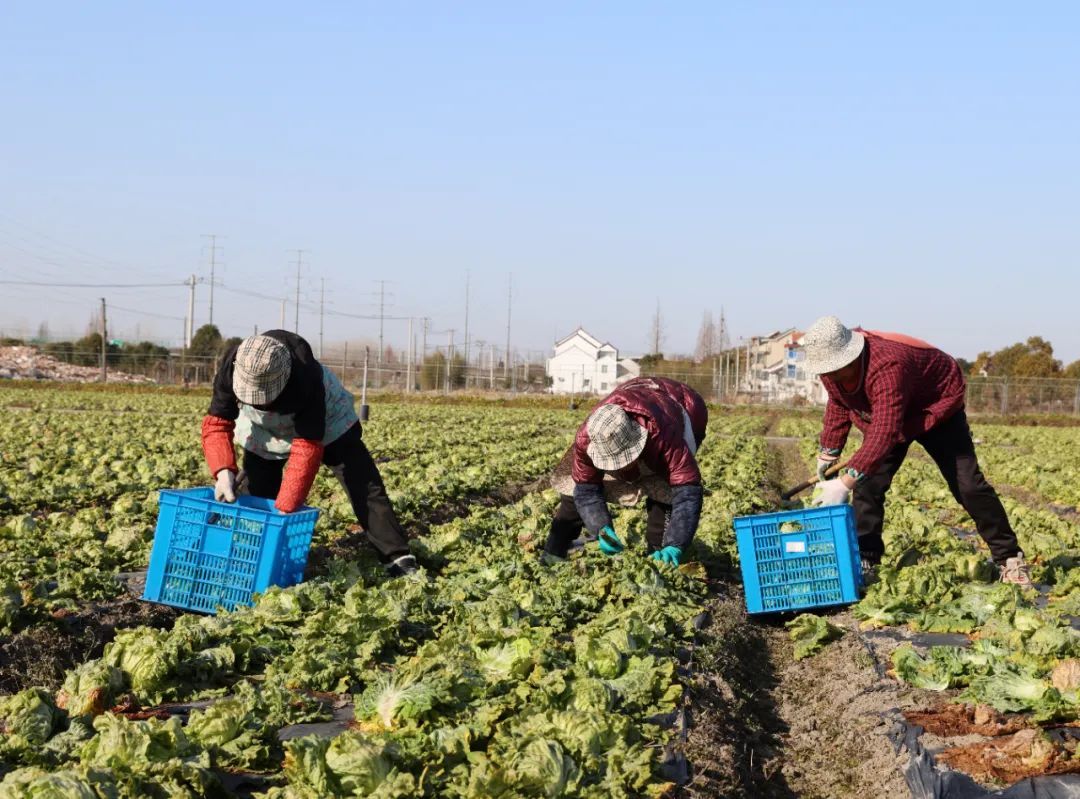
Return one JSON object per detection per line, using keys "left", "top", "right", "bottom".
{"left": 0, "top": 346, "right": 154, "bottom": 384}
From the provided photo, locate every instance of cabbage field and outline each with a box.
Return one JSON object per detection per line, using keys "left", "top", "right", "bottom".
{"left": 2, "top": 386, "right": 1080, "bottom": 797}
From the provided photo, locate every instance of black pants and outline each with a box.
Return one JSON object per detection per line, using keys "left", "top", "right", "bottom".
{"left": 543, "top": 494, "right": 670, "bottom": 558}
{"left": 243, "top": 423, "right": 411, "bottom": 564}
{"left": 853, "top": 411, "right": 1019, "bottom": 565}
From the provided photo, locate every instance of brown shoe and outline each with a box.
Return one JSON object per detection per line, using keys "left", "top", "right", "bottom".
{"left": 1000, "top": 555, "right": 1034, "bottom": 589}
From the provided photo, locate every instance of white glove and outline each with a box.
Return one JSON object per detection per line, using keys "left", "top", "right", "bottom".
{"left": 816, "top": 453, "right": 840, "bottom": 481}
{"left": 214, "top": 469, "right": 237, "bottom": 503}
{"left": 814, "top": 478, "right": 851, "bottom": 507}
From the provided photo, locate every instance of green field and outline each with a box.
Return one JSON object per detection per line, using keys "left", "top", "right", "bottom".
{"left": 1, "top": 386, "right": 1078, "bottom": 796}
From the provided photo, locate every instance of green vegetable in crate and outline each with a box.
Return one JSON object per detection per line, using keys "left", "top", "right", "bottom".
{"left": 801, "top": 316, "right": 1033, "bottom": 588}
{"left": 200, "top": 331, "right": 418, "bottom": 578}
{"left": 543, "top": 378, "right": 708, "bottom": 565}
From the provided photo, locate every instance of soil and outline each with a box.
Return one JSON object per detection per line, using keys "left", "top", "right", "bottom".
{"left": 0, "top": 598, "right": 180, "bottom": 694}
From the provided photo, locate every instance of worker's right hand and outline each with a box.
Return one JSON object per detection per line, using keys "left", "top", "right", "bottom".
{"left": 597, "top": 526, "right": 625, "bottom": 556}
{"left": 214, "top": 469, "right": 237, "bottom": 503}
{"left": 816, "top": 452, "right": 840, "bottom": 482}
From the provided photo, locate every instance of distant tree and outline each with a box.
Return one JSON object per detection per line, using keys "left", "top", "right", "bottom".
{"left": 694, "top": 311, "right": 719, "bottom": 362}
{"left": 419, "top": 352, "right": 464, "bottom": 390}
{"left": 72, "top": 332, "right": 118, "bottom": 366}
{"left": 1064, "top": 360, "right": 1080, "bottom": 380}
{"left": 970, "top": 337, "right": 1062, "bottom": 378}
{"left": 647, "top": 300, "right": 665, "bottom": 358}
{"left": 120, "top": 341, "right": 169, "bottom": 373}
{"left": 221, "top": 336, "right": 243, "bottom": 354}
{"left": 35, "top": 321, "right": 49, "bottom": 343}
{"left": 189, "top": 324, "right": 223, "bottom": 358}
{"left": 955, "top": 357, "right": 973, "bottom": 375}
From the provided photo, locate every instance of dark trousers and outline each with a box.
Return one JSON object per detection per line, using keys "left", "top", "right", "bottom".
{"left": 544, "top": 494, "right": 670, "bottom": 558}
{"left": 243, "top": 423, "right": 410, "bottom": 563}
{"left": 853, "top": 410, "right": 1019, "bottom": 565}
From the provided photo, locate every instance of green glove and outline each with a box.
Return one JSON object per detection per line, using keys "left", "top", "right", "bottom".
{"left": 650, "top": 546, "right": 682, "bottom": 566}
{"left": 597, "top": 526, "right": 624, "bottom": 556}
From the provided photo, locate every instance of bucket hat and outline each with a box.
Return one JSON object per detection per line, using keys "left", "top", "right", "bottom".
{"left": 803, "top": 316, "right": 865, "bottom": 375}
{"left": 232, "top": 335, "right": 292, "bottom": 405}
{"left": 586, "top": 404, "right": 648, "bottom": 471}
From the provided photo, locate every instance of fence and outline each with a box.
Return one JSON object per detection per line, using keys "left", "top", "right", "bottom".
{"left": 8, "top": 342, "right": 1080, "bottom": 415}
{"left": 965, "top": 377, "right": 1080, "bottom": 417}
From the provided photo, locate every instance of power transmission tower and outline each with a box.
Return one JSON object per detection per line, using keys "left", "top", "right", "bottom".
{"left": 289, "top": 250, "right": 307, "bottom": 333}
{"left": 504, "top": 274, "right": 512, "bottom": 381}
{"left": 319, "top": 277, "right": 325, "bottom": 359}
{"left": 374, "top": 280, "right": 393, "bottom": 367}
{"left": 100, "top": 297, "right": 107, "bottom": 383}
{"left": 463, "top": 271, "right": 470, "bottom": 387}
{"left": 186, "top": 274, "right": 196, "bottom": 348}
{"left": 202, "top": 234, "right": 223, "bottom": 326}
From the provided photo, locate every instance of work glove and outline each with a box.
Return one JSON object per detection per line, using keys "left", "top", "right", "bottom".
{"left": 597, "top": 526, "right": 625, "bottom": 556}
{"left": 650, "top": 546, "right": 682, "bottom": 566}
{"left": 813, "top": 478, "right": 851, "bottom": 507}
{"left": 816, "top": 453, "right": 840, "bottom": 482}
{"left": 214, "top": 469, "right": 237, "bottom": 503}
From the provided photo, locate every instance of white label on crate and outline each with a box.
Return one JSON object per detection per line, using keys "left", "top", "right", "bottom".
{"left": 784, "top": 541, "right": 807, "bottom": 554}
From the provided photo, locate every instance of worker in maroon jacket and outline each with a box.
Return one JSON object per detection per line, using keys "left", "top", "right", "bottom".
{"left": 803, "top": 316, "right": 1032, "bottom": 587}
{"left": 201, "top": 331, "right": 417, "bottom": 577}
{"left": 544, "top": 377, "right": 708, "bottom": 565}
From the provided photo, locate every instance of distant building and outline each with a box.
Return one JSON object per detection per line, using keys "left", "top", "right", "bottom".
{"left": 745, "top": 328, "right": 827, "bottom": 404}
{"left": 546, "top": 327, "right": 637, "bottom": 395}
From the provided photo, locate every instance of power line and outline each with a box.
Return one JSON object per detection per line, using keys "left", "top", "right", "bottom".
{"left": 0, "top": 279, "right": 188, "bottom": 288}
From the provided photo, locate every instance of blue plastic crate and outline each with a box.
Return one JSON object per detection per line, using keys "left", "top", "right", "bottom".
{"left": 733, "top": 505, "right": 862, "bottom": 614}
{"left": 143, "top": 487, "right": 319, "bottom": 614}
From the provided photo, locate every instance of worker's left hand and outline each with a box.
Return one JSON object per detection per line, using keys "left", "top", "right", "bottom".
{"left": 814, "top": 478, "right": 852, "bottom": 506}
{"left": 597, "top": 526, "right": 625, "bottom": 556}
{"left": 650, "top": 546, "right": 683, "bottom": 566}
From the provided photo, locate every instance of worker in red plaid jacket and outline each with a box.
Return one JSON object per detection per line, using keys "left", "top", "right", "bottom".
{"left": 803, "top": 316, "right": 1032, "bottom": 588}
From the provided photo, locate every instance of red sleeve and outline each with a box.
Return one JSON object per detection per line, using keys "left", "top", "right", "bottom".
{"left": 664, "top": 439, "right": 701, "bottom": 486}
{"left": 848, "top": 365, "right": 908, "bottom": 475}
{"left": 275, "top": 437, "right": 324, "bottom": 513}
{"left": 201, "top": 415, "right": 238, "bottom": 477}
{"left": 819, "top": 398, "right": 853, "bottom": 453}
{"left": 570, "top": 424, "right": 604, "bottom": 485}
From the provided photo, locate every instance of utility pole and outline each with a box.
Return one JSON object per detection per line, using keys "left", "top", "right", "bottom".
{"left": 202, "top": 234, "right": 223, "bottom": 326}
{"left": 421, "top": 317, "right": 429, "bottom": 361}
{"left": 280, "top": 299, "right": 286, "bottom": 329}
{"left": 318, "top": 278, "right": 325, "bottom": 359}
{"left": 463, "top": 271, "right": 470, "bottom": 388}
{"left": 99, "top": 297, "right": 107, "bottom": 383}
{"left": 290, "top": 250, "right": 306, "bottom": 333}
{"left": 406, "top": 317, "right": 414, "bottom": 392}
{"left": 504, "top": 273, "right": 512, "bottom": 382}
{"left": 374, "top": 280, "right": 392, "bottom": 369}
{"left": 186, "top": 274, "right": 196, "bottom": 348}
{"left": 445, "top": 330, "right": 455, "bottom": 394}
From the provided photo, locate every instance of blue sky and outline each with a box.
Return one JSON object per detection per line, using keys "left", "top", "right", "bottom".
{"left": 2, "top": 2, "right": 1079, "bottom": 362}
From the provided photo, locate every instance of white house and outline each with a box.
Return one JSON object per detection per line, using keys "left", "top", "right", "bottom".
{"left": 745, "top": 328, "right": 827, "bottom": 404}
{"left": 546, "top": 327, "right": 634, "bottom": 395}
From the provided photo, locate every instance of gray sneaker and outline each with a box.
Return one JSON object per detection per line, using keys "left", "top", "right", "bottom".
{"left": 1000, "top": 554, "right": 1034, "bottom": 589}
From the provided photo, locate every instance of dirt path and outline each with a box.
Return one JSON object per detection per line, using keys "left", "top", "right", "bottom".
{"left": 757, "top": 437, "right": 914, "bottom": 798}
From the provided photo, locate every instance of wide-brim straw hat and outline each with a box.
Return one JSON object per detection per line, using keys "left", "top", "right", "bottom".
{"left": 232, "top": 335, "right": 292, "bottom": 405}
{"left": 803, "top": 315, "right": 865, "bottom": 375}
{"left": 586, "top": 404, "right": 648, "bottom": 471}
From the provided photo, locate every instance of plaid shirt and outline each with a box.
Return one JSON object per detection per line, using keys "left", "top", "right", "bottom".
{"left": 820, "top": 334, "right": 966, "bottom": 476}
